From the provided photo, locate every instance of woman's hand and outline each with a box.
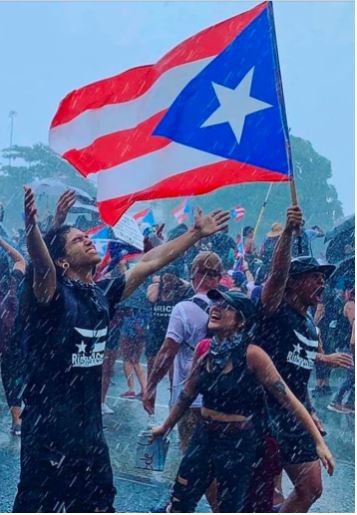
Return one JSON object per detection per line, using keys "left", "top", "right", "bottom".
{"left": 150, "top": 425, "right": 167, "bottom": 440}
{"left": 316, "top": 442, "right": 335, "bottom": 476}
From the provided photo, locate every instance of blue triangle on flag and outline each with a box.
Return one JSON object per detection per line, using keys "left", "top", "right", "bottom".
{"left": 153, "top": 6, "right": 290, "bottom": 175}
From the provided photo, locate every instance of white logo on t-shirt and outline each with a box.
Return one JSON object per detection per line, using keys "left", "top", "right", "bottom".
{"left": 71, "top": 327, "right": 108, "bottom": 368}
{"left": 286, "top": 330, "right": 318, "bottom": 370}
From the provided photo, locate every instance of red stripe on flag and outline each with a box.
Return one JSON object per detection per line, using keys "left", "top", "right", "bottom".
{"left": 133, "top": 207, "right": 151, "bottom": 221}
{"left": 98, "top": 160, "right": 289, "bottom": 225}
{"left": 62, "top": 111, "right": 170, "bottom": 176}
{"left": 86, "top": 224, "right": 106, "bottom": 235}
{"left": 50, "top": 2, "right": 268, "bottom": 127}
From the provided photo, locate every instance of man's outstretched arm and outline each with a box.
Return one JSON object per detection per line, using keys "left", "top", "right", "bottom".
{"left": 121, "top": 208, "right": 229, "bottom": 300}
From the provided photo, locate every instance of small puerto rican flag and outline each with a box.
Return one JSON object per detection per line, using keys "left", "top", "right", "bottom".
{"left": 172, "top": 198, "right": 192, "bottom": 224}
{"left": 230, "top": 206, "right": 246, "bottom": 222}
{"left": 132, "top": 207, "right": 155, "bottom": 226}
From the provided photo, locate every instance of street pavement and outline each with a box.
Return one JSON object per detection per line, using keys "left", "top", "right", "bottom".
{"left": 0, "top": 360, "right": 354, "bottom": 513}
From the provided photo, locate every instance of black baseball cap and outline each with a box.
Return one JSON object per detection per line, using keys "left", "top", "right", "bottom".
{"left": 207, "top": 289, "right": 256, "bottom": 319}
{"left": 289, "top": 256, "right": 336, "bottom": 279}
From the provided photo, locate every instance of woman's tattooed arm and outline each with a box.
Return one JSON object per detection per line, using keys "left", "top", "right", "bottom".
{"left": 270, "top": 379, "right": 288, "bottom": 398}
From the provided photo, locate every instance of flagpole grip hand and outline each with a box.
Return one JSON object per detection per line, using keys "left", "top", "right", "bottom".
{"left": 285, "top": 206, "right": 303, "bottom": 233}
{"left": 193, "top": 208, "right": 230, "bottom": 238}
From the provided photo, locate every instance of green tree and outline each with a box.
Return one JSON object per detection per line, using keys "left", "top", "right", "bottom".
{"left": 0, "top": 143, "right": 95, "bottom": 229}
{"left": 0, "top": 137, "right": 344, "bottom": 245}
{"left": 159, "top": 135, "right": 344, "bottom": 245}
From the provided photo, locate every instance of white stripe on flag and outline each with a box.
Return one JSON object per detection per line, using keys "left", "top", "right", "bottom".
{"left": 96, "top": 143, "right": 224, "bottom": 201}
{"left": 49, "top": 57, "right": 212, "bottom": 155}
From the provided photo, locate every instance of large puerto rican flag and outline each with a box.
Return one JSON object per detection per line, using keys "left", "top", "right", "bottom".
{"left": 49, "top": 1, "right": 292, "bottom": 226}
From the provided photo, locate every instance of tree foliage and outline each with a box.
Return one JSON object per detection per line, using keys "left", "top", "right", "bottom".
{"left": 0, "top": 136, "right": 344, "bottom": 242}
{"left": 162, "top": 135, "right": 344, "bottom": 242}
{"left": 0, "top": 143, "right": 95, "bottom": 228}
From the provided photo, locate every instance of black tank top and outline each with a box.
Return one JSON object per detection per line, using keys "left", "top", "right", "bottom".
{"left": 197, "top": 343, "right": 265, "bottom": 419}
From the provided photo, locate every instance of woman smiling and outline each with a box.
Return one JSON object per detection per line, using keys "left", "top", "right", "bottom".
{"left": 152, "top": 289, "right": 334, "bottom": 513}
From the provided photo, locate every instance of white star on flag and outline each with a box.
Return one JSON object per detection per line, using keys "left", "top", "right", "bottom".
{"left": 76, "top": 341, "right": 87, "bottom": 354}
{"left": 201, "top": 67, "right": 273, "bottom": 144}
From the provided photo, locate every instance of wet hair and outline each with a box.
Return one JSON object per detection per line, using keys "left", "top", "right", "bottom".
{"left": 254, "top": 264, "right": 269, "bottom": 286}
{"left": 243, "top": 226, "right": 254, "bottom": 237}
{"left": 233, "top": 307, "right": 257, "bottom": 335}
{"left": 43, "top": 225, "right": 73, "bottom": 261}
{"left": 191, "top": 251, "right": 223, "bottom": 275}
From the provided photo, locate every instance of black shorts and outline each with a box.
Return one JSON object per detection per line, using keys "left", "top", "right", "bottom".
{"left": 272, "top": 414, "right": 319, "bottom": 465}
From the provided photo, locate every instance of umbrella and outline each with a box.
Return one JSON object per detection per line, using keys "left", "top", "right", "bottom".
{"left": 329, "top": 256, "right": 355, "bottom": 288}
{"left": 324, "top": 215, "right": 355, "bottom": 243}
{"left": 325, "top": 215, "right": 354, "bottom": 264}
{"left": 69, "top": 201, "right": 99, "bottom": 214}
{"left": 29, "top": 178, "right": 94, "bottom": 204}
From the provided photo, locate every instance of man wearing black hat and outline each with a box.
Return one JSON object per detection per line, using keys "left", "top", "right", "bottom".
{"left": 260, "top": 206, "right": 352, "bottom": 513}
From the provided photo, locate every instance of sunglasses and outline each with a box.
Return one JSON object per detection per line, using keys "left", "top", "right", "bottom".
{"left": 211, "top": 299, "right": 237, "bottom": 312}
{"left": 211, "top": 300, "right": 247, "bottom": 324}
{"left": 195, "top": 268, "right": 221, "bottom": 279}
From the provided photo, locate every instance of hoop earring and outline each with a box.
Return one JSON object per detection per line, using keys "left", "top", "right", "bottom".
{"left": 62, "top": 262, "right": 70, "bottom": 274}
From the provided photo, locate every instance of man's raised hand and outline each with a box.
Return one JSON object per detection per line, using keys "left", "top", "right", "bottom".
{"left": 24, "top": 187, "right": 38, "bottom": 229}
{"left": 193, "top": 208, "right": 230, "bottom": 238}
{"left": 54, "top": 190, "right": 76, "bottom": 227}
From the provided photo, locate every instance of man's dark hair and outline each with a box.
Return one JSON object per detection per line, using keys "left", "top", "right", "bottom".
{"left": 243, "top": 226, "right": 254, "bottom": 237}
{"left": 44, "top": 225, "right": 73, "bottom": 261}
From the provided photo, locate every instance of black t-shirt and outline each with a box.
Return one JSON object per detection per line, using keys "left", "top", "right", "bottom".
{"left": 256, "top": 301, "right": 318, "bottom": 414}
{"left": 148, "top": 282, "right": 190, "bottom": 345}
{"left": 22, "top": 274, "right": 125, "bottom": 454}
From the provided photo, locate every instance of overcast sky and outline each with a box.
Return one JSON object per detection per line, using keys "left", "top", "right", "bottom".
{"left": 0, "top": 1, "right": 354, "bottom": 214}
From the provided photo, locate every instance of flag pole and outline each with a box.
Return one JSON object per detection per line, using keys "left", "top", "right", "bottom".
{"left": 268, "top": 1, "right": 302, "bottom": 254}
{"left": 289, "top": 178, "right": 298, "bottom": 206}
{"left": 253, "top": 182, "right": 273, "bottom": 238}
{"left": 289, "top": 177, "right": 303, "bottom": 254}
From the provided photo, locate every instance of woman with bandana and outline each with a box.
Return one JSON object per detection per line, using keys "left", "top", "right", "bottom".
{"left": 151, "top": 290, "right": 335, "bottom": 513}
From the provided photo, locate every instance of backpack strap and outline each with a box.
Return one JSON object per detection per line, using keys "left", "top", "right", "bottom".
{"left": 189, "top": 296, "right": 210, "bottom": 314}
{"left": 181, "top": 296, "right": 210, "bottom": 351}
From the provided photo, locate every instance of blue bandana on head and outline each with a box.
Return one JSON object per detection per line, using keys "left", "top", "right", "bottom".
{"left": 209, "top": 333, "right": 246, "bottom": 374}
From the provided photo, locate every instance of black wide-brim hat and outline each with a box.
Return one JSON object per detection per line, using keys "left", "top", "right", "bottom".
{"left": 207, "top": 289, "right": 256, "bottom": 319}
{"left": 289, "top": 256, "right": 336, "bottom": 279}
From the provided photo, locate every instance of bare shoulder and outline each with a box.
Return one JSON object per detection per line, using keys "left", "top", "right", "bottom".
{"left": 246, "top": 343, "right": 270, "bottom": 370}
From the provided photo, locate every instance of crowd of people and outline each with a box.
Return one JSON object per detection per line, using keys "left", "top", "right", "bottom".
{"left": 0, "top": 188, "right": 354, "bottom": 513}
